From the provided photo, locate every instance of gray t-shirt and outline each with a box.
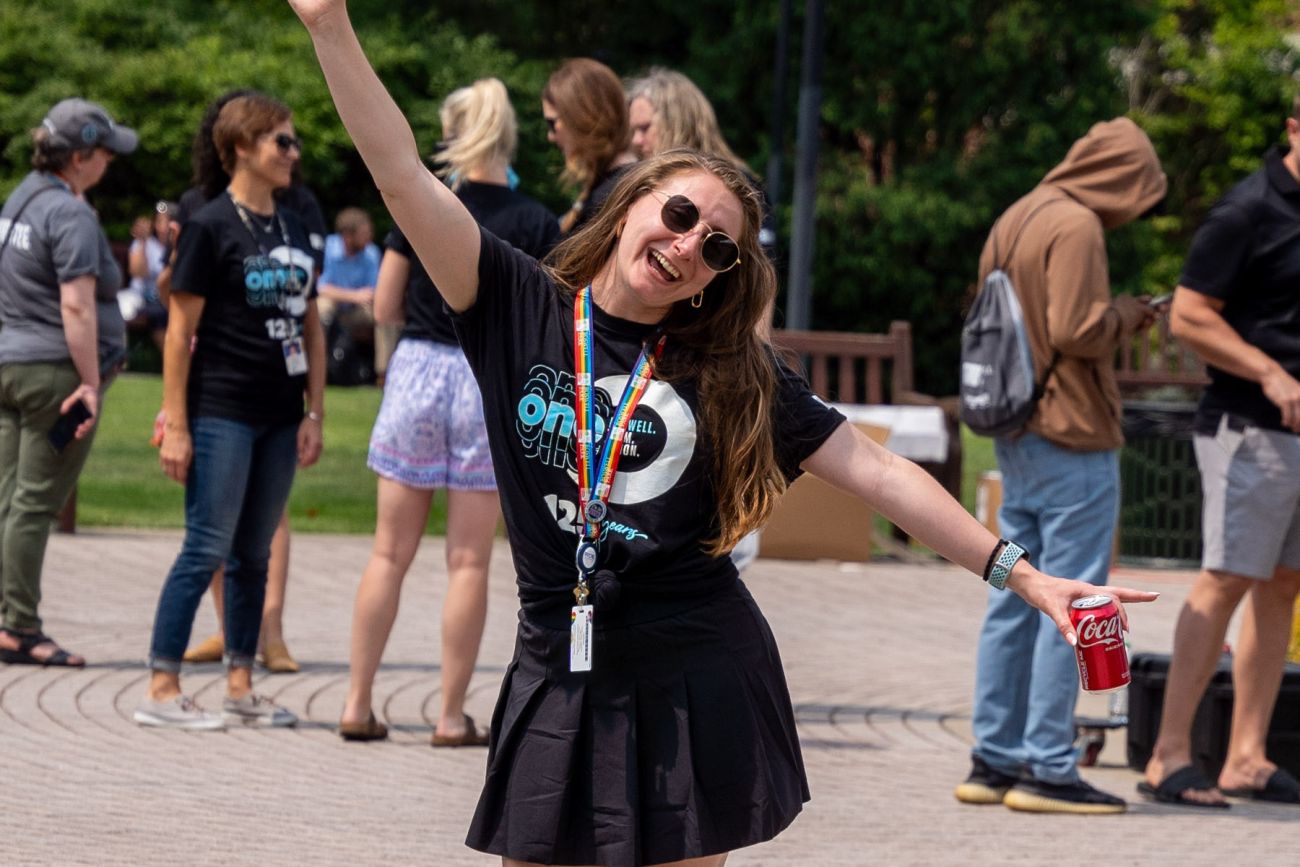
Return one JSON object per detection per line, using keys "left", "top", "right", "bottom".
{"left": 0, "top": 171, "right": 126, "bottom": 369}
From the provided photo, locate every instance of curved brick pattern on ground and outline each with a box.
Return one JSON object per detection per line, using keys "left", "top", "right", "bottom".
{"left": 0, "top": 533, "right": 1292, "bottom": 864}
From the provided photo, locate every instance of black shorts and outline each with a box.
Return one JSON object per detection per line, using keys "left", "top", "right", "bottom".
{"left": 465, "top": 580, "right": 808, "bottom": 866}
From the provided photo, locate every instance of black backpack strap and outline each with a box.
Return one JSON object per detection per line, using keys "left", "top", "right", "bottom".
{"left": 1033, "top": 350, "right": 1062, "bottom": 399}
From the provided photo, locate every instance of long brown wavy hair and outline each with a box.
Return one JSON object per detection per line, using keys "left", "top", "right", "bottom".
{"left": 545, "top": 150, "right": 784, "bottom": 556}
{"left": 543, "top": 58, "right": 630, "bottom": 233}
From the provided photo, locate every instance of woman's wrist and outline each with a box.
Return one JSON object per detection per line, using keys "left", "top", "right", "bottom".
{"left": 305, "top": 410, "right": 323, "bottom": 423}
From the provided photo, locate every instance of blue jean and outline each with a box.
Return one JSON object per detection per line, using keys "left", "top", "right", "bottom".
{"left": 971, "top": 433, "right": 1118, "bottom": 784}
{"left": 148, "top": 416, "right": 298, "bottom": 672}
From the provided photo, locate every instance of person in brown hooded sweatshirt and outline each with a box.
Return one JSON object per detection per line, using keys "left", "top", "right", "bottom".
{"left": 954, "top": 117, "right": 1167, "bottom": 814}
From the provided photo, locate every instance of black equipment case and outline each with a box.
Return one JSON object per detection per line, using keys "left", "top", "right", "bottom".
{"left": 1127, "top": 652, "right": 1300, "bottom": 778}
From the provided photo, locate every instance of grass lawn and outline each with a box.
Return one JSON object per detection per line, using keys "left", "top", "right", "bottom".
{"left": 960, "top": 426, "right": 996, "bottom": 514}
{"left": 79, "top": 374, "right": 993, "bottom": 536}
{"left": 80, "top": 373, "right": 448, "bottom": 534}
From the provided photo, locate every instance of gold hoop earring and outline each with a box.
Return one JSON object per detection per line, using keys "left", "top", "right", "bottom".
{"left": 691, "top": 291, "right": 704, "bottom": 309}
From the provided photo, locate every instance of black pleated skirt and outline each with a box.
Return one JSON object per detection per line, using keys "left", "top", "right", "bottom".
{"left": 465, "top": 580, "right": 809, "bottom": 866}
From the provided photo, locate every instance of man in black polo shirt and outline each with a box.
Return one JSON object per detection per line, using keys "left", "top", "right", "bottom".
{"left": 1141, "top": 95, "right": 1300, "bottom": 808}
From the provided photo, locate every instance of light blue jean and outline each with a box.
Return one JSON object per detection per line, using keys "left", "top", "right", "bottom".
{"left": 971, "top": 433, "right": 1118, "bottom": 784}
{"left": 147, "top": 416, "right": 298, "bottom": 672}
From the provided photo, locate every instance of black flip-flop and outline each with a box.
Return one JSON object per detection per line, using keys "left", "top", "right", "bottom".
{"left": 1222, "top": 768, "right": 1300, "bottom": 804}
{"left": 1136, "top": 765, "right": 1231, "bottom": 809}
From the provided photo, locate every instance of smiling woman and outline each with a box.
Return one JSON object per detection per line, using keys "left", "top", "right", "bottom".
{"left": 133, "top": 91, "right": 327, "bottom": 732}
{"left": 286, "top": 1, "right": 1162, "bottom": 864}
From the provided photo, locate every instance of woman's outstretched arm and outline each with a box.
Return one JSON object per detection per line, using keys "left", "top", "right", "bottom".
{"left": 287, "top": 0, "right": 480, "bottom": 311}
{"left": 802, "top": 423, "right": 1159, "bottom": 645}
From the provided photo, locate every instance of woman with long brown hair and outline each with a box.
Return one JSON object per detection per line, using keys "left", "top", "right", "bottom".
{"left": 288, "top": 1, "right": 1159, "bottom": 863}
{"left": 543, "top": 57, "right": 637, "bottom": 235}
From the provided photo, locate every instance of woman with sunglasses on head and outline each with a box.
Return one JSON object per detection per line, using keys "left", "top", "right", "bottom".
{"left": 0, "top": 98, "right": 137, "bottom": 668}
{"left": 134, "top": 91, "right": 325, "bottom": 730}
{"left": 289, "top": 2, "right": 1159, "bottom": 862}
{"left": 339, "top": 77, "right": 559, "bottom": 745}
{"left": 543, "top": 58, "right": 638, "bottom": 236}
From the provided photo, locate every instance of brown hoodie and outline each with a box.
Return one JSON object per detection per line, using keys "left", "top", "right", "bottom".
{"left": 977, "top": 117, "right": 1167, "bottom": 450}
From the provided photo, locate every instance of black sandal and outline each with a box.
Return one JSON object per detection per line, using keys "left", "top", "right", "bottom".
{"left": 0, "top": 628, "right": 86, "bottom": 667}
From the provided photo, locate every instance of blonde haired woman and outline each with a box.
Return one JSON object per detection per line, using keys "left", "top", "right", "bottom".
{"left": 542, "top": 58, "right": 637, "bottom": 234}
{"left": 338, "top": 78, "right": 558, "bottom": 744}
{"left": 290, "top": 0, "right": 1158, "bottom": 861}
{"left": 628, "top": 67, "right": 778, "bottom": 254}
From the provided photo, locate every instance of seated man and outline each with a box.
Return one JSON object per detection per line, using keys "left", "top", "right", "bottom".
{"left": 319, "top": 207, "right": 385, "bottom": 382}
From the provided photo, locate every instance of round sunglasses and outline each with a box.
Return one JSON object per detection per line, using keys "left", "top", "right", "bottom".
{"left": 646, "top": 189, "right": 741, "bottom": 273}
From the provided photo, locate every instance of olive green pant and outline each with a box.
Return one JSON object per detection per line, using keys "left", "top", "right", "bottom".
{"left": 0, "top": 361, "right": 98, "bottom": 632}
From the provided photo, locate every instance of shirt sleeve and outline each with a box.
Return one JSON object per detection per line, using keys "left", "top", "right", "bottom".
{"left": 771, "top": 356, "right": 846, "bottom": 481}
{"left": 452, "top": 227, "right": 549, "bottom": 370}
{"left": 1179, "top": 201, "right": 1253, "bottom": 300}
{"left": 169, "top": 218, "right": 219, "bottom": 298}
{"left": 47, "top": 202, "right": 104, "bottom": 284}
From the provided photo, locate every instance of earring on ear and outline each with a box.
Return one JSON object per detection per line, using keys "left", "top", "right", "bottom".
{"left": 691, "top": 290, "right": 704, "bottom": 309}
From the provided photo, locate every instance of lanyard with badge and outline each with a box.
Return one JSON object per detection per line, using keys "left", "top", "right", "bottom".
{"left": 569, "top": 284, "right": 666, "bottom": 672}
{"left": 228, "top": 191, "right": 308, "bottom": 376}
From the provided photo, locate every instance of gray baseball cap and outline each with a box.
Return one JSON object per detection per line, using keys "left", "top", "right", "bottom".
{"left": 41, "top": 98, "right": 138, "bottom": 155}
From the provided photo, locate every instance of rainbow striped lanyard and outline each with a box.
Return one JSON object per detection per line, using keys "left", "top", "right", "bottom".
{"left": 571, "top": 285, "right": 666, "bottom": 602}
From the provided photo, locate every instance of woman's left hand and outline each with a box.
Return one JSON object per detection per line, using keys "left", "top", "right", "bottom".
{"left": 298, "top": 415, "right": 323, "bottom": 468}
{"left": 1005, "top": 563, "right": 1159, "bottom": 647}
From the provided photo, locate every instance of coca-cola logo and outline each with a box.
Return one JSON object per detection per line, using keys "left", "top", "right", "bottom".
{"left": 1076, "top": 612, "right": 1123, "bottom": 650}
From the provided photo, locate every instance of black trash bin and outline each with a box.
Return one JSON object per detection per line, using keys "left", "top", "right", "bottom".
{"left": 1118, "top": 401, "right": 1202, "bottom": 568}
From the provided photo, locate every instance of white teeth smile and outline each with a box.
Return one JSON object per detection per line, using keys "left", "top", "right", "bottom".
{"left": 650, "top": 249, "right": 681, "bottom": 280}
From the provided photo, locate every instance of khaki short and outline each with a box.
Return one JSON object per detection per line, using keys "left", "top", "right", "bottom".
{"left": 1194, "top": 415, "right": 1300, "bottom": 579}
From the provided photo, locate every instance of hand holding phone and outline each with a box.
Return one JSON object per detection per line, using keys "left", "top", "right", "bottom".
{"left": 48, "top": 399, "right": 93, "bottom": 453}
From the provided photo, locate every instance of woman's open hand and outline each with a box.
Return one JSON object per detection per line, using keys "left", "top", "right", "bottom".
{"left": 1005, "top": 563, "right": 1159, "bottom": 646}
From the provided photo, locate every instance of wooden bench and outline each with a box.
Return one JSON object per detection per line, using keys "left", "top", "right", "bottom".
{"left": 771, "top": 322, "right": 963, "bottom": 499}
{"left": 1114, "top": 318, "right": 1209, "bottom": 397}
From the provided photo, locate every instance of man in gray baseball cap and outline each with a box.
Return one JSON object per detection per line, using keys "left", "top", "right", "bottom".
{"left": 41, "top": 98, "right": 138, "bottom": 155}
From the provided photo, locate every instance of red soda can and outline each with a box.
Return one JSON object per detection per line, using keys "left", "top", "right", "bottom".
{"left": 1070, "top": 595, "right": 1130, "bottom": 693}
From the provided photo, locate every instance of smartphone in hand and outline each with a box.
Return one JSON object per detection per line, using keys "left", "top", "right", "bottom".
{"left": 47, "top": 399, "right": 92, "bottom": 453}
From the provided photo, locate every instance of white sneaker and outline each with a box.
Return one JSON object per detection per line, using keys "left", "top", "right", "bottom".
{"left": 222, "top": 693, "right": 298, "bottom": 728}
{"left": 134, "top": 695, "right": 226, "bottom": 731}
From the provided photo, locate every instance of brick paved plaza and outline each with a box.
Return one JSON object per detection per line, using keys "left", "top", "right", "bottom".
{"left": 3, "top": 530, "right": 1294, "bottom": 865}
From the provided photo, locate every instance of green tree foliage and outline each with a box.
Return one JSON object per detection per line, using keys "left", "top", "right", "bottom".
{"left": 2, "top": 1, "right": 1296, "bottom": 395}
{"left": 0, "top": 0, "right": 557, "bottom": 236}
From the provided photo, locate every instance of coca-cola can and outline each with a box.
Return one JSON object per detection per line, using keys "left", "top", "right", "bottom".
{"left": 1070, "top": 595, "right": 1130, "bottom": 693}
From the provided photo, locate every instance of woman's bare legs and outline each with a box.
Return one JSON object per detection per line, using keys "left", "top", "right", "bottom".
{"left": 435, "top": 488, "right": 499, "bottom": 738}
{"left": 340, "top": 478, "right": 433, "bottom": 725}
{"left": 259, "top": 512, "right": 292, "bottom": 654}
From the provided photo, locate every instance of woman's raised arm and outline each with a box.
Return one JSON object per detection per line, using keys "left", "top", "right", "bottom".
{"left": 287, "top": 0, "right": 480, "bottom": 311}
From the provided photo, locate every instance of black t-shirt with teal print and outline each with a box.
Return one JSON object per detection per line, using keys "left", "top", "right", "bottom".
{"left": 170, "top": 194, "right": 317, "bottom": 425}
{"left": 452, "top": 229, "right": 844, "bottom": 626}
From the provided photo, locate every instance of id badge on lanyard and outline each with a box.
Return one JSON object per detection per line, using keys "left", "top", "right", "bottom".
{"left": 569, "top": 285, "right": 665, "bottom": 672}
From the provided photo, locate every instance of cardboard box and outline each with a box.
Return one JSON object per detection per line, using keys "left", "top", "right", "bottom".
{"left": 976, "top": 470, "right": 1002, "bottom": 535}
{"left": 758, "top": 423, "right": 890, "bottom": 561}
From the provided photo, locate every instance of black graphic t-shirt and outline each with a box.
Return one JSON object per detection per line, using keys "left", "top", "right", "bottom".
{"left": 387, "top": 181, "right": 559, "bottom": 346}
{"left": 453, "top": 229, "right": 844, "bottom": 625}
{"left": 170, "top": 195, "right": 317, "bottom": 425}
